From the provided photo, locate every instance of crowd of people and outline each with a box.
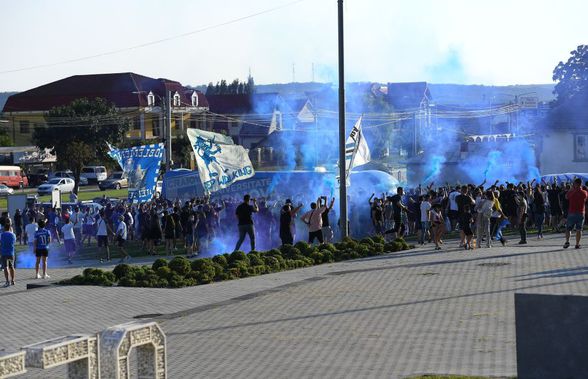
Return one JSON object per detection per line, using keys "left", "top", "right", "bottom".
{"left": 368, "top": 178, "right": 588, "bottom": 251}
{"left": 1, "top": 177, "right": 587, "bottom": 287}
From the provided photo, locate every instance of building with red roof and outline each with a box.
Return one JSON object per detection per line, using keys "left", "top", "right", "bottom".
{"left": 1, "top": 72, "right": 208, "bottom": 146}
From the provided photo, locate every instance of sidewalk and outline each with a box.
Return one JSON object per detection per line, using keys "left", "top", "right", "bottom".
{"left": 3, "top": 233, "right": 588, "bottom": 378}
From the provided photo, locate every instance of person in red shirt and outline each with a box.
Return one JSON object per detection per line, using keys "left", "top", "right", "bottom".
{"left": 564, "top": 178, "right": 588, "bottom": 249}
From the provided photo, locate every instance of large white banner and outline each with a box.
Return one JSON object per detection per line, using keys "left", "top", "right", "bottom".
{"left": 187, "top": 129, "right": 255, "bottom": 193}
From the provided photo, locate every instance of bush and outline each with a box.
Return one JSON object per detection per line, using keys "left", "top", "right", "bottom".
{"left": 169, "top": 256, "right": 191, "bottom": 276}
{"left": 212, "top": 254, "right": 228, "bottom": 268}
{"left": 191, "top": 258, "right": 216, "bottom": 278}
{"left": 62, "top": 235, "right": 413, "bottom": 288}
{"left": 152, "top": 258, "right": 168, "bottom": 271}
{"left": 229, "top": 250, "right": 250, "bottom": 266}
{"left": 156, "top": 266, "right": 173, "bottom": 279}
{"left": 113, "top": 264, "right": 133, "bottom": 280}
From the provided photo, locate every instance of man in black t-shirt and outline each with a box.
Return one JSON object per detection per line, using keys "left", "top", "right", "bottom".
{"left": 234, "top": 194, "right": 259, "bottom": 251}
{"left": 279, "top": 199, "right": 302, "bottom": 245}
{"left": 320, "top": 196, "right": 335, "bottom": 243}
{"left": 455, "top": 185, "right": 475, "bottom": 248}
{"left": 385, "top": 187, "right": 407, "bottom": 238}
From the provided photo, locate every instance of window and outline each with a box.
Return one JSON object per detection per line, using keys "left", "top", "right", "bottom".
{"left": 173, "top": 91, "right": 181, "bottom": 107}
{"left": 133, "top": 116, "right": 141, "bottom": 130}
{"left": 191, "top": 91, "right": 199, "bottom": 107}
{"left": 152, "top": 119, "right": 161, "bottom": 137}
{"left": 20, "top": 120, "right": 30, "bottom": 134}
{"left": 575, "top": 134, "right": 588, "bottom": 162}
{"left": 147, "top": 91, "right": 155, "bottom": 107}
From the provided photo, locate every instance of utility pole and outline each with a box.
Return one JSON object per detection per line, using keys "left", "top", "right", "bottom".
{"left": 166, "top": 90, "right": 172, "bottom": 171}
{"left": 338, "top": 0, "right": 348, "bottom": 238}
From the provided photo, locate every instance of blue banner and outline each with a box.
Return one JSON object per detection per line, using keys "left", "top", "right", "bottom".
{"left": 107, "top": 143, "right": 164, "bottom": 203}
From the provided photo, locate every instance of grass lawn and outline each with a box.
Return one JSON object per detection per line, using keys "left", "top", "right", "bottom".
{"left": 0, "top": 188, "right": 128, "bottom": 211}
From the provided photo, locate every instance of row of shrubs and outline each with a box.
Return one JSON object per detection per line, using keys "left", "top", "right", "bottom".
{"left": 60, "top": 236, "right": 411, "bottom": 288}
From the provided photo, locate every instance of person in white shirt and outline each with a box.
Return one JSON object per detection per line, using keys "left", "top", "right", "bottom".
{"left": 419, "top": 195, "right": 432, "bottom": 245}
{"left": 300, "top": 198, "right": 327, "bottom": 244}
{"left": 115, "top": 215, "right": 130, "bottom": 263}
{"left": 81, "top": 208, "right": 95, "bottom": 247}
{"left": 96, "top": 211, "right": 111, "bottom": 262}
{"left": 25, "top": 219, "right": 38, "bottom": 253}
{"left": 447, "top": 186, "right": 460, "bottom": 230}
{"left": 71, "top": 206, "right": 82, "bottom": 250}
{"left": 61, "top": 218, "right": 76, "bottom": 263}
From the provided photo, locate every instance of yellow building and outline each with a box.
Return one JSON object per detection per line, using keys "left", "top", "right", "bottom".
{"left": 1, "top": 72, "right": 209, "bottom": 146}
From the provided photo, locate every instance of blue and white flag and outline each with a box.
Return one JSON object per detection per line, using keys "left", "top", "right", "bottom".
{"left": 107, "top": 142, "right": 164, "bottom": 203}
{"left": 187, "top": 129, "right": 255, "bottom": 193}
{"left": 338, "top": 116, "right": 371, "bottom": 186}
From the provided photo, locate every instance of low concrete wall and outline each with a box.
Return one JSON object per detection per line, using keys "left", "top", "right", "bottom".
{"left": 515, "top": 293, "right": 588, "bottom": 379}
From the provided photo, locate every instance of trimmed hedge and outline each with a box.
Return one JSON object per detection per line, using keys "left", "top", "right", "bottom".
{"left": 60, "top": 236, "right": 412, "bottom": 288}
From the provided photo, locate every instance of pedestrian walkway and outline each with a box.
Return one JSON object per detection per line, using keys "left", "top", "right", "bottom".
{"left": 3, "top": 233, "right": 587, "bottom": 378}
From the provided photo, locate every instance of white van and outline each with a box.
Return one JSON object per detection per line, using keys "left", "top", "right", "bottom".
{"left": 81, "top": 166, "right": 108, "bottom": 184}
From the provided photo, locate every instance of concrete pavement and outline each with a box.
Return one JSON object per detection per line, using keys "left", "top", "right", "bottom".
{"left": 2, "top": 233, "right": 587, "bottom": 378}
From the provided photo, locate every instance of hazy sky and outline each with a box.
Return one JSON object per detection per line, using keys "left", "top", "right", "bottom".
{"left": 1, "top": 0, "right": 586, "bottom": 91}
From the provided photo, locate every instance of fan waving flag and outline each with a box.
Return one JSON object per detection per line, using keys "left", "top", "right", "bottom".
{"left": 187, "top": 129, "right": 255, "bottom": 193}
{"left": 107, "top": 142, "right": 164, "bottom": 203}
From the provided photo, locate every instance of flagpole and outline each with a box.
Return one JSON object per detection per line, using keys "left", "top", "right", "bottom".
{"left": 337, "top": 0, "right": 348, "bottom": 238}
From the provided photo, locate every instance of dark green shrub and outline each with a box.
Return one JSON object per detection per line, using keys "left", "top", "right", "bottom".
{"left": 248, "top": 253, "right": 264, "bottom": 266}
{"left": 372, "top": 235, "right": 386, "bottom": 244}
{"left": 196, "top": 272, "right": 213, "bottom": 284}
{"left": 356, "top": 244, "right": 370, "bottom": 257}
{"left": 323, "top": 243, "right": 338, "bottom": 253}
{"left": 229, "top": 251, "right": 250, "bottom": 266}
{"left": 263, "top": 256, "right": 281, "bottom": 271}
{"left": 191, "top": 258, "right": 216, "bottom": 277}
{"left": 70, "top": 275, "right": 85, "bottom": 285}
{"left": 83, "top": 268, "right": 103, "bottom": 277}
{"left": 320, "top": 249, "right": 335, "bottom": 263}
{"left": 169, "top": 256, "right": 191, "bottom": 276}
{"left": 360, "top": 237, "right": 375, "bottom": 246}
{"left": 168, "top": 273, "right": 185, "bottom": 288}
{"left": 156, "top": 266, "right": 172, "bottom": 279}
{"left": 184, "top": 278, "right": 197, "bottom": 286}
{"left": 212, "top": 254, "right": 228, "bottom": 267}
{"left": 113, "top": 264, "right": 133, "bottom": 280}
{"left": 118, "top": 277, "right": 137, "bottom": 287}
{"left": 152, "top": 258, "right": 168, "bottom": 271}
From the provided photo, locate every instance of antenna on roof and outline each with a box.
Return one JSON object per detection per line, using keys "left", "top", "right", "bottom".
{"left": 292, "top": 63, "right": 296, "bottom": 83}
{"left": 312, "top": 63, "right": 315, "bottom": 83}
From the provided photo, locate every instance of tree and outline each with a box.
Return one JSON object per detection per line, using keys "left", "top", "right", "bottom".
{"left": 33, "top": 97, "right": 131, "bottom": 193}
{"left": 205, "top": 82, "right": 215, "bottom": 96}
{"left": 553, "top": 45, "right": 588, "bottom": 105}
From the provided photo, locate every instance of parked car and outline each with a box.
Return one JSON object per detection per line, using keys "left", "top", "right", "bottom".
{"left": 27, "top": 167, "right": 49, "bottom": 187}
{"left": 0, "top": 184, "right": 14, "bottom": 196}
{"left": 37, "top": 178, "right": 75, "bottom": 196}
{"left": 99, "top": 172, "right": 128, "bottom": 191}
{"left": 80, "top": 166, "right": 107, "bottom": 184}
{"left": 50, "top": 171, "right": 88, "bottom": 186}
{"left": 0, "top": 165, "right": 29, "bottom": 188}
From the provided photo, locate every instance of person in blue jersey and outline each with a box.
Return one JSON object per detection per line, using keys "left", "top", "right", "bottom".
{"left": 34, "top": 219, "right": 51, "bottom": 279}
{"left": 1, "top": 219, "right": 16, "bottom": 287}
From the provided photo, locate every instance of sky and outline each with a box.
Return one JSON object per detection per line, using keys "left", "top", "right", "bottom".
{"left": 1, "top": 0, "right": 587, "bottom": 91}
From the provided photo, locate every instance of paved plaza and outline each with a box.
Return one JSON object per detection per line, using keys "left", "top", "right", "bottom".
{"left": 2, "top": 233, "right": 588, "bottom": 378}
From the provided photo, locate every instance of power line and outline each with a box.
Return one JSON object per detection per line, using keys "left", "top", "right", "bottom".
{"left": 0, "top": 0, "right": 307, "bottom": 75}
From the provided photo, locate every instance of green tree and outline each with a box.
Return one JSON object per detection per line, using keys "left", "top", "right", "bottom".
{"left": 553, "top": 44, "right": 588, "bottom": 105}
{"left": 205, "top": 82, "right": 215, "bottom": 96}
{"left": 33, "top": 97, "right": 131, "bottom": 193}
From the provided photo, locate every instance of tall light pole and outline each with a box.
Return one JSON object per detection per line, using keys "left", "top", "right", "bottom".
{"left": 166, "top": 90, "right": 172, "bottom": 172}
{"left": 337, "top": 0, "right": 348, "bottom": 238}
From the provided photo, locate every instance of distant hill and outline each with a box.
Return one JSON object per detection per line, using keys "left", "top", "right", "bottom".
{"left": 234, "top": 82, "right": 556, "bottom": 105}
{"left": 0, "top": 92, "right": 17, "bottom": 112}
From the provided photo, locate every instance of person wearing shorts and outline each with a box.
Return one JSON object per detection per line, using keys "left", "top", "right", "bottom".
{"left": 1, "top": 220, "right": 16, "bottom": 287}
{"left": 96, "top": 212, "right": 111, "bottom": 262}
{"left": 115, "top": 215, "right": 130, "bottom": 263}
{"left": 564, "top": 178, "right": 588, "bottom": 249}
{"left": 34, "top": 219, "right": 51, "bottom": 279}
{"left": 61, "top": 217, "right": 76, "bottom": 264}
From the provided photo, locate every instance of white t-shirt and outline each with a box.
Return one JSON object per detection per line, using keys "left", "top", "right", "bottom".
{"left": 96, "top": 218, "right": 108, "bottom": 236}
{"left": 61, "top": 223, "right": 75, "bottom": 240}
{"left": 420, "top": 201, "right": 431, "bottom": 222}
{"left": 25, "top": 223, "right": 38, "bottom": 244}
{"left": 448, "top": 191, "right": 459, "bottom": 211}
{"left": 116, "top": 221, "right": 127, "bottom": 240}
{"left": 71, "top": 211, "right": 82, "bottom": 229}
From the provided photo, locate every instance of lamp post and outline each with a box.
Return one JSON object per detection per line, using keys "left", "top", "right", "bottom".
{"left": 337, "top": 0, "right": 348, "bottom": 238}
